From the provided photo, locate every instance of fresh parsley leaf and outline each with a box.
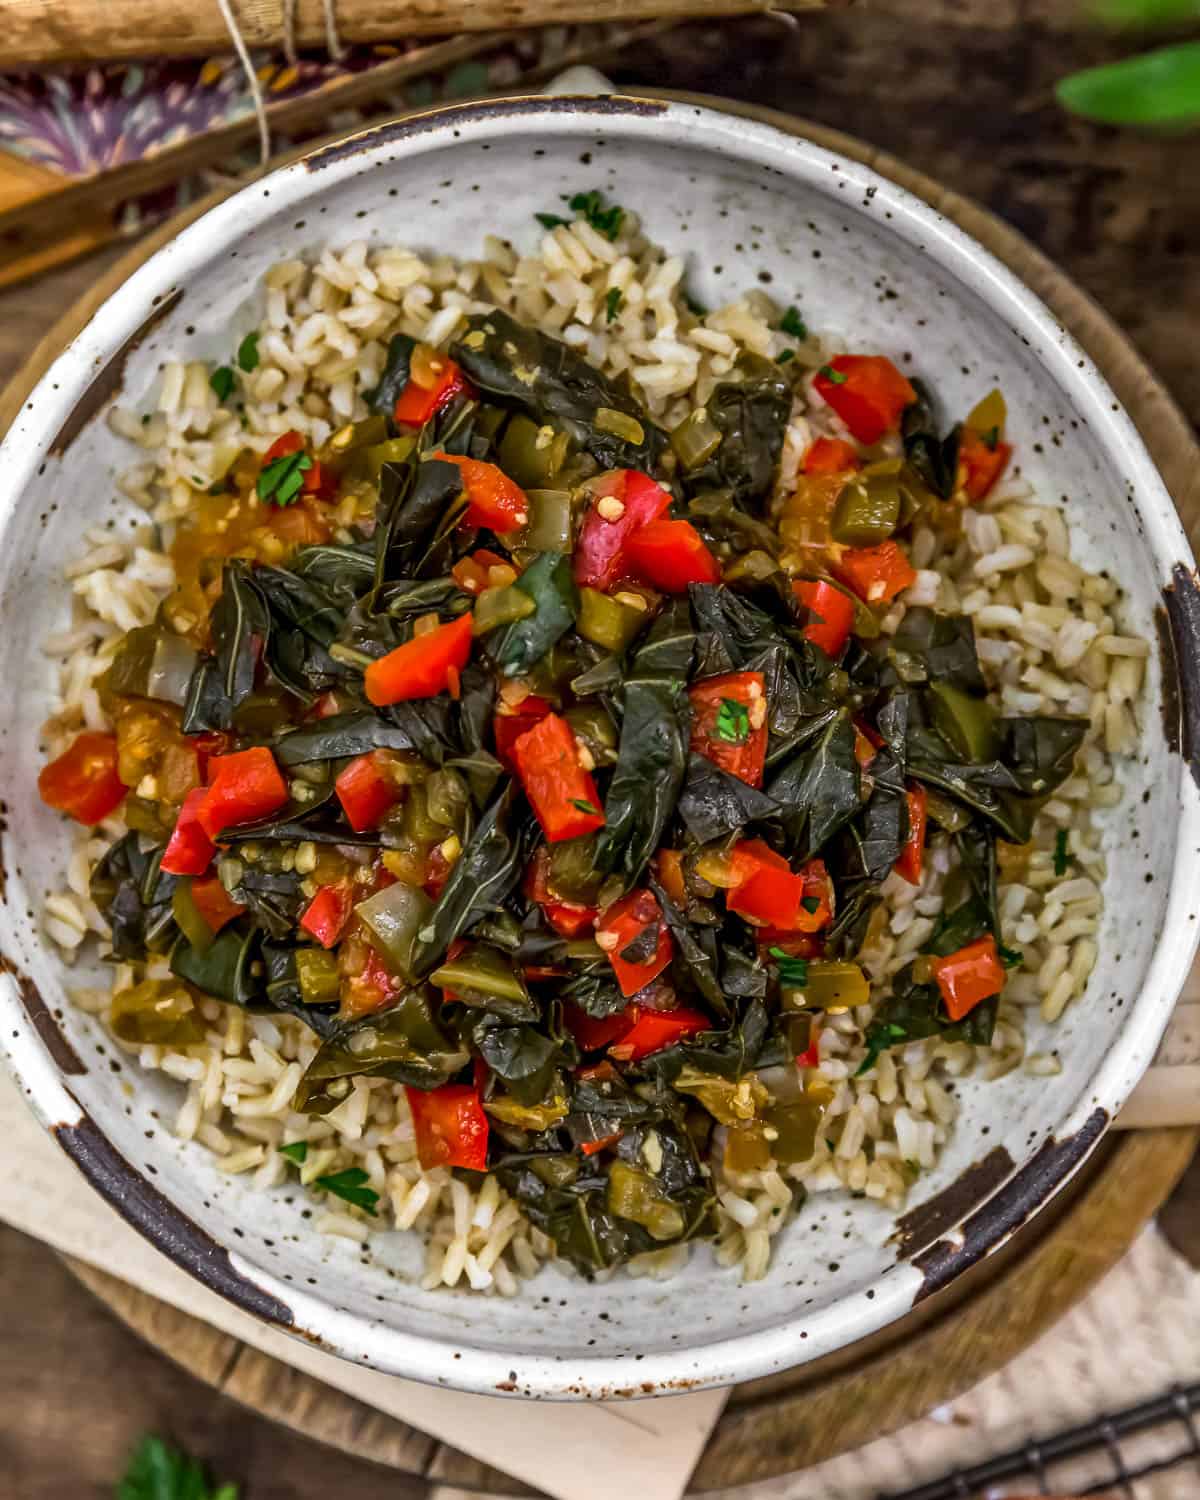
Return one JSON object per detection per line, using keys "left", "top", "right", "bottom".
{"left": 1053, "top": 828, "right": 1075, "bottom": 878}
{"left": 855, "top": 1021, "right": 907, "bottom": 1077}
{"left": 569, "top": 189, "right": 624, "bottom": 241}
{"left": 209, "top": 366, "right": 235, "bottom": 401}
{"left": 315, "top": 1166, "right": 379, "bottom": 1216}
{"left": 981, "top": 424, "right": 1000, "bottom": 451}
{"left": 570, "top": 798, "right": 600, "bottom": 816}
{"left": 819, "top": 364, "right": 848, "bottom": 385}
{"left": 684, "top": 292, "right": 709, "bottom": 318}
{"left": 770, "top": 946, "right": 809, "bottom": 987}
{"left": 777, "top": 349, "right": 796, "bottom": 364}
{"left": 257, "top": 449, "right": 312, "bottom": 506}
{"left": 278, "top": 1140, "right": 308, "bottom": 1164}
{"left": 998, "top": 943, "right": 1024, "bottom": 970}
{"left": 605, "top": 287, "right": 623, "bottom": 323}
{"left": 801, "top": 895, "right": 821, "bottom": 914}
{"left": 713, "top": 697, "right": 750, "bottom": 744}
{"left": 236, "top": 331, "right": 260, "bottom": 372}
{"left": 536, "top": 212, "right": 570, "bottom": 230}
{"left": 117, "top": 1434, "right": 238, "bottom": 1500}
{"left": 779, "top": 306, "right": 807, "bottom": 340}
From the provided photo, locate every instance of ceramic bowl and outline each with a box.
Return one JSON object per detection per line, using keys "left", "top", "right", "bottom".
{"left": 2, "top": 93, "right": 1198, "bottom": 1400}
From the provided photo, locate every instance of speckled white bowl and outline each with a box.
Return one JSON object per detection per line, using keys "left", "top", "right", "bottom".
{"left": 2, "top": 94, "right": 1199, "bottom": 1400}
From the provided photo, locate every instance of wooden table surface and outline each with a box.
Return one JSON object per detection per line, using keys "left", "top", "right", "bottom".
{"left": 2, "top": 9, "right": 1199, "bottom": 1496}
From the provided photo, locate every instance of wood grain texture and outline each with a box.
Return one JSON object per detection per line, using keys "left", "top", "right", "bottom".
{"left": 2, "top": 9, "right": 1199, "bottom": 1492}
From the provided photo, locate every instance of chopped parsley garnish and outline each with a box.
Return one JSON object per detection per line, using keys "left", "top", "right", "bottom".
{"left": 998, "top": 944, "right": 1024, "bottom": 970}
{"left": 855, "top": 1021, "right": 907, "bottom": 1076}
{"left": 535, "top": 211, "right": 570, "bottom": 230}
{"left": 1053, "top": 829, "right": 1075, "bottom": 877}
{"left": 278, "top": 1140, "right": 308, "bottom": 1164}
{"left": 570, "top": 798, "right": 600, "bottom": 816}
{"left": 257, "top": 449, "right": 312, "bottom": 506}
{"left": 118, "top": 1434, "right": 238, "bottom": 1500}
{"left": 209, "top": 365, "right": 235, "bottom": 401}
{"left": 605, "top": 287, "right": 623, "bottom": 323}
{"left": 801, "top": 895, "right": 821, "bottom": 914}
{"left": 713, "top": 697, "right": 751, "bottom": 744}
{"left": 779, "top": 306, "right": 807, "bottom": 340}
{"left": 981, "top": 424, "right": 1000, "bottom": 451}
{"left": 315, "top": 1167, "right": 379, "bottom": 1216}
{"left": 684, "top": 292, "right": 709, "bottom": 318}
{"left": 569, "top": 189, "right": 624, "bottom": 241}
{"left": 819, "top": 364, "right": 848, "bottom": 385}
{"left": 777, "top": 349, "right": 796, "bottom": 364}
{"left": 236, "top": 331, "right": 260, "bottom": 372}
{"left": 770, "top": 946, "right": 809, "bottom": 987}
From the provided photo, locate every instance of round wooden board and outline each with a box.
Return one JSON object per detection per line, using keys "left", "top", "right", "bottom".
{"left": 4, "top": 95, "right": 1197, "bottom": 1494}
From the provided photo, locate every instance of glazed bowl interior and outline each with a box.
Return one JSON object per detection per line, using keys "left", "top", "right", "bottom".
{"left": 0, "top": 96, "right": 1196, "bottom": 1399}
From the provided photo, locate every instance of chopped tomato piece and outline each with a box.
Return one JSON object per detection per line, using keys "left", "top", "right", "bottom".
{"left": 335, "top": 751, "right": 403, "bottom": 833}
{"left": 803, "top": 437, "right": 861, "bottom": 475}
{"left": 574, "top": 469, "right": 672, "bottom": 590}
{"left": 188, "top": 731, "right": 231, "bottom": 781}
{"left": 161, "top": 788, "right": 217, "bottom": 876}
{"left": 263, "top": 430, "right": 304, "bottom": 463}
{"left": 452, "top": 547, "right": 514, "bottom": 597}
{"left": 688, "top": 671, "right": 768, "bottom": 788}
{"left": 493, "top": 693, "right": 552, "bottom": 772}
{"left": 197, "top": 746, "right": 289, "bottom": 840}
{"left": 300, "top": 883, "right": 353, "bottom": 948}
{"left": 433, "top": 452, "right": 529, "bottom": 534}
{"left": 511, "top": 712, "right": 605, "bottom": 844}
{"left": 565, "top": 1002, "right": 635, "bottom": 1052}
{"left": 959, "top": 427, "right": 1012, "bottom": 502}
{"left": 930, "top": 935, "right": 1006, "bottom": 1022}
{"left": 853, "top": 724, "right": 878, "bottom": 769}
{"left": 189, "top": 874, "right": 245, "bottom": 935}
{"left": 895, "top": 784, "right": 928, "bottom": 885}
{"left": 813, "top": 355, "right": 917, "bottom": 445}
{"left": 609, "top": 1004, "right": 710, "bottom": 1062}
{"left": 624, "top": 518, "right": 721, "bottom": 592}
{"left": 405, "top": 1084, "right": 489, "bottom": 1171}
{"left": 340, "top": 937, "right": 400, "bottom": 1019}
{"left": 728, "top": 840, "right": 832, "bottom": 933}
{"left": 833, "top": 542, "right": 917, "bottom": 604}
{"left": 792, "top": 578, "right": 855, "bottom": 657}
{"left": 364, "top": 613, "right": 473, "bottom": 706}
{"left": 597, "top": 889, "right": 674, "bottom": 998}
{"left": 756, "top": 930, "right": 825, "bottom": 960}
{"left": 38, "top": 731, "right": 127, "bottom": 826}
{"left": 393, "top": 356, "right": 474, "bottom": 428}
{"left": 423, "top": 840, "right": 454, "bottom": 900}
{"left": 267, "top": 499, "right": 331, "bottom": 547}
{"left": 524, "top": 848, "right": 598, "bottom": 939}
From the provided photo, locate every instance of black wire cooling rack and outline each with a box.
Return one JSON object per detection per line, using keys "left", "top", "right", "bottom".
{"left": 879, "top": 1383, "right": 1200, "bottom": 1499}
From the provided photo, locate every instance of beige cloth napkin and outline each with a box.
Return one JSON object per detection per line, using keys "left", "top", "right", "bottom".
{"left": 0, "top": 1064, "right": 727, "bottom": 1500}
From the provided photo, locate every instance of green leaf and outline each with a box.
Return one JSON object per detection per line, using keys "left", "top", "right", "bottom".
{"left": 714, "top": 697, "right": 751, "bottom": 744}
{"left": 1053, "top": 828, "right": 1076, "bottom": 877}
{"left": 278, "top": 1140, "right": 308, "bottom": 1164}
{"left": 1092, "top": 0, "right": 1200, "bottom": 20}
{"left": 779, "top": 306, "right": 807, "bottom": 340}
{"left": 257, "top": 449, "right": 313, "bottom": 506}
{"left": 605, "top": 287, "right": 623, "bottom": 323}
{"left": 570, "top": 798, "right": 600, "bottom": 816}
{"left": 819, "top": 364, "right": 848, "bottom": 384}
{"left": 1057, "top": 42, "right": 1200, "bottom": 126}
{"left": 236, "top": 331, "right": 260, "bottom": 372}
{"left": 568, "top": 189, "right": 625, "bottom": 241}
{"left": 536, "top": 211, "right": 571, "bottom": 230}
{"left": 777, "top": 349, "right": 796, "bottom": 365}
{"left": 209, "top": 366, "right": 235, "bottom": 401}
{"left": 770, "top": 947, "right": 809, "bottom": 986}
{"left": 315, "top": 1166, "right": 380, "bottom": 1215}
{"left": 117, "top": 1434, "right": 238, "bottom": 1500}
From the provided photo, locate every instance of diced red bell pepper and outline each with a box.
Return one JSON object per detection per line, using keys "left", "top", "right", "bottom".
{"left": 813, "top": 355, "right": 917, "bottom": 446}
{"left": 405, "top": 1083, "right": 489, "bottom": 1171}
{"left": 393, "top": 355, "right": 474, "bottom": 428}
{"left": 493, "top": 693, "right": 552, "bottom": 772}
{"left": 196, "top": 746, "right": 289, "bottom": 840}
{"left": 188, "top": 731, "right": 231, "bottom": 781}
{"left": 929, "top": 935, "right": 1006, "bottom": 1022}
{"left": 524, "top": 848, "right": 598, "bottom": 939}
{"left": 452, "top": 547, "right": 515, "bottom": 597}
{"left": 422, "top": 839, "right": 454, "bottom": 900}
{"left": 511, "top": 712, "right": 605, "bottom": 844}
{"left": 756, "top": 929, "right": 825, "bottom": 960}
{"left": 189, "top": 874, "right": 246, "bottom": 935}
{"left": 608, "top": 1004, "right": 710, "bottom": 1062}
{"left": 597, "top": 889, "right": 674, "bottom": 998}
{"left": 833, "top": 542, "right": 917, "bottom": 605}
{"left": 803, "top": 437, "right": 861, "bottom": 475}
{"left": 433, "top": 452, "right": 529, "bottom": 534}
{"left": 38, "top": 731, "right": 127, "bottom": 826}
{"left": 160, "top": 788, "right": 217, "bottom": 876}
{"left": 335, "top": 751, "right": 402, "bottom": 833}
{"left": 895, "top": 784, "right": 928, "bottom": 885}
{"left": 300, "top": 883, "right": 353, "bottom": 948}
{"left": 797, "top": 1025, "right": 822, "bottom": 1069}
{"left": 792, "top": 578, "right": 855, "bottom": 657}
{"left": 688, "top": 671, "right": 768, "bottom": 788}
{"left": 574, "top": 469, "right": 673, "bottom": 591}
{"left": 580, "top": 1131, "right": 623, "bottom": 1156}
{"left": 728, "top": 841, "right": 833, "bottom": 934}
{"left": 624, "top": 518, "right": 721, "bottom": 593}
{"left": 565, "top": 1002, "right": 635, "bottom": 1053}
{"left": 959, "top": 426, "right": 1012, "bottom": 502}
{"left": 263, "top": 430, "right": 304, "bottom": 463}
{"left": 364, "top": 613, "right": 473, "bottom": 707}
